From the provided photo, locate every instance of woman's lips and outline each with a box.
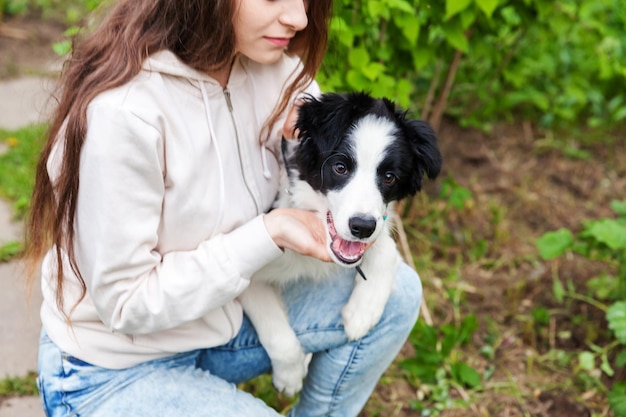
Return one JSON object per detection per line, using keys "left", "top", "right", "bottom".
{"left": 265, "top": 37, "right": 291, "bottom": 47}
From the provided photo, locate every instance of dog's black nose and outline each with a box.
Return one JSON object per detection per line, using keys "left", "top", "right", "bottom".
{"left": 349, "top": 215, "right": 377, "bottom": 239}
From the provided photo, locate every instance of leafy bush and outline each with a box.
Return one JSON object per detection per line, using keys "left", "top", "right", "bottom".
{"left": 7, "top": 0, "right": 625, "bottom": 131}
{"left": 319, "top": 0, "right": 626, "bottom": 132}
{"left": 0, "top": 0, "right": 28, "bottom": 18}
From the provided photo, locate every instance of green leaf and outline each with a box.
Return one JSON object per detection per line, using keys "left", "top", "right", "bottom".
{"left": 361, "top": 62, "right": 386, "bottom": 81}
{"left": 65, "top": 6, "right": 81, "bottom": 24}
{"left": 64, "top": 26, "right": 80, "bottom": 36}
{"left": 585, "top": 219, "right": 626, "bottom": 250}
{"left": 348, "top": 47, "right": 370, "bottom": 68}
{"left": 607, "top": 302, "right": 626, "bottom": 344}
{"left": 412, "top": 48, "right": 435, "bottom": 71}
{"left": 399, "top": 358, "right": 441, "bottom": 383}
{"left": 458, "top": 314, "right": 478, "bottom": 345}
{"left": 531, "top": 307, "right": 550, "bottom": 326}
{"left": 601, "top": 353, "right": 614, "bottom": 377}
{"left": 346, "top": 69, "right": 370, "bottom": 91}
{"left": 387, "top": 0, "right": 414, "bottom": 13}
{"left": 440, "top": 324, "right": 458, "bottom": 357}
{"left": 587, "top": 273, "right": 618, "bottom": 301}
{"left": 394, "top": 13, "right": 420, "bottom": 46}
{"left": 578, "top": 351, "right": 595, "bottom": 371}
{"left": 447, "top": 186, "right": 473, "bottom": 210}
{"left": 52, "top": 40, "right": 72, "bottom": 56}
{"left": 442, "top": 20, "right": 469, "bottom": 52}
{"left": 460, "top": 8, "right": 477, "bottom": 29}
{"left": 330, "top": 17, "right": 354, "bottom": 47}
{"left": 608, "top": 382, "right": 626, "bottom": 417}
{"left": 371, "top": 74, "right": 395, "bottom": 99}
{"left": 446, "top": 0, "right": 472, "bottom": 19}
{"left": 5, "top": 0, "right": 28, "bottom": 15}
{"left": 394, "top": 79, "right": 414, "bottom": 108}
{"left": 612, "top": 106, "right": 626, "bottom": 123}
{"left": 367, "top": 0, "right": 390, "bottom": 19}
{"left": 409, "top": 322, "right": 439, "bottom": 353}
{"left": 553, "top": 278, "right": 565, "bottom": 304}
{"left": 475, "top": 0, "right": 498, "bottom": 18}
{"left": 610, "top": 200, "right": 626, "bottom": 217}
{"left": 451, "top": 362, "right": 481, "bottom": 388}
{"left": 536, "top": 229, "right": 574, "bottom": 260}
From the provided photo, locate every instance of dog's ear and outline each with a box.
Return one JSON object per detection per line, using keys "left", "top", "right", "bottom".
{"left": 295, "top": 92, "right": 382, "bottom": 147}
{"left": 398, "top": 116, "right": 443, "bottom": 192}
{"left": 295, "top": 93, "right": 357, "bottom": 148}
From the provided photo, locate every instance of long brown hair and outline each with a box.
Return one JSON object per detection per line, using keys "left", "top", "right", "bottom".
{"left": 24, "top": 0, "right": 333, "bottom": 319}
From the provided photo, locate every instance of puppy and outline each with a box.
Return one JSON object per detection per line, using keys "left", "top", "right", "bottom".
{"left": 238, "top": 92, "right": 442, "bottom": 395}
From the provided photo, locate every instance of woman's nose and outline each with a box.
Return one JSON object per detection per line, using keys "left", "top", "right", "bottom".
{"left": 279, "top": 0, "right": 308, "bottom": 32}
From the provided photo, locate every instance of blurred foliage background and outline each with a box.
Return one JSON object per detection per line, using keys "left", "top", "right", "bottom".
{"left": 320, "top": 0, "right": 626, "bottom": 133}
{"left": 2, "top": 0, "right": 626, "bottom": 133}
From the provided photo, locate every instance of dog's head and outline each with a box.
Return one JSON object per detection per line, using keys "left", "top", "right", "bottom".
{"left": 283, "top": 92, "right": 442, "bottom": 266}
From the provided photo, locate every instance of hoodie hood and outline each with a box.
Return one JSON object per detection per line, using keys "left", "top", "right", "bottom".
{"left": 142, "top": 50, "right": 248, "bottom": 92}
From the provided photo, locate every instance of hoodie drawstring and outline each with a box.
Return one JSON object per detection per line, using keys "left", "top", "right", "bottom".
{"left": 249, "top": 75, "right": 273, "bottom": 180}
{"left": 260, "top": 146, "right": 272, "bottom": 180}
{"left": 199, "top": 81, "right": 226, "bottom": 237}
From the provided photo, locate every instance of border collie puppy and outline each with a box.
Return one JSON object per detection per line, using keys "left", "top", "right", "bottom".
{"left": 239, "top": 92, "right": 442, "bottom": 395}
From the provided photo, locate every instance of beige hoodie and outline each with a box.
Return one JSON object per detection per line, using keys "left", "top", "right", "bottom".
{"left": 40, "top": 50, "right": 319, "bottom": 369}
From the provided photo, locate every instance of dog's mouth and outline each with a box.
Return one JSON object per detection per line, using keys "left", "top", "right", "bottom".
{"left": 326, "top": 211, "right": 367, "bottom": 265}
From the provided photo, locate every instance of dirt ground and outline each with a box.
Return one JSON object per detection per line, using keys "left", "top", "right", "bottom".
{"left": 372, "top": 122, "right": 626, "bottom": 417}
{"left": 2, "top": 15, "right": 625, "bottom": 417}
{"left": 0, "top": 17, "right": 65, "bottom": 78}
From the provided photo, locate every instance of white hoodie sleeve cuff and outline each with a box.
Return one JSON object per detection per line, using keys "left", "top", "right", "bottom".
{"left": 219, "top": 214, "right": 283, "bottom": 279}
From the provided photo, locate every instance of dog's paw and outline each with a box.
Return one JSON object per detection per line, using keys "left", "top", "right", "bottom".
{"left": 271, "top": 350, "right": 312, "bottom": 396}
{"left": 342, "top": 298, "right": 385, "bottom": 341}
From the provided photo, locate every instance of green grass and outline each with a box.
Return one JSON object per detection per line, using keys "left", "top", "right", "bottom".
{"left": 238, "top": 374, "right": 297, "bottom": 414}
{"left": 0, "top": 125, "right": 44, "bottom": 262}
{"left": 0, "top": 240, "right": 22, "bottom": 261}
{"left": 0, "top": 372, "right": 38, "bottom": 397}
{"left": 0, "top": 124, "right": 46, "bottom": 220}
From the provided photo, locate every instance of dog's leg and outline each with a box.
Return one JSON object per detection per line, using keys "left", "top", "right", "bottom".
{"left": 342, "top": 235, "right": 401, "bottom": 340}
{"left": 238, "top": 281, "right": 311, "bottom": 396}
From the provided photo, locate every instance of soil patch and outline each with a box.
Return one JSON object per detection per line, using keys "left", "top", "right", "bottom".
{"left": 0, "top": 16, "right": 65, "bottom": 78}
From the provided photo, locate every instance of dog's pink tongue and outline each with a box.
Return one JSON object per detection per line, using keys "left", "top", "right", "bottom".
{"left": 332, "top": 238, "right": 367, "bottom": 261}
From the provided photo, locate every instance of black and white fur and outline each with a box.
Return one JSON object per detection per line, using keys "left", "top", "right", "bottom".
{"left": 239, "top": 92, "right": 442, "bottom": 395}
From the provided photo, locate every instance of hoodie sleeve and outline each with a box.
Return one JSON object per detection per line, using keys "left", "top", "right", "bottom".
{"left": 73, "top": 101, "right": 282, "bottom": 335}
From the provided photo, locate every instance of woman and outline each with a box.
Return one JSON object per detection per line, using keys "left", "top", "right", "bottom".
{"left": 25, "top": 0, "right": 423, "bottom": 415}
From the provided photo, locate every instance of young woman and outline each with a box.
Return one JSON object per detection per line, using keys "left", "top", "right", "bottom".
{"left": 25, "top": 0, "right": 423, "bottom": 415}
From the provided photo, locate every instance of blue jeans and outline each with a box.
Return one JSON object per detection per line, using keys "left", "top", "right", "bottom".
{"left": 37, "top": 263, "right": 421, "bottom": 417}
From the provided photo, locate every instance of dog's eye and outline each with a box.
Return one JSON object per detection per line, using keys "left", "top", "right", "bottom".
{"left": 334, "top": 162, "right": 348, "bottom": 175}
{"left": 383, "top": 172, "right": 396, "bottom": 185}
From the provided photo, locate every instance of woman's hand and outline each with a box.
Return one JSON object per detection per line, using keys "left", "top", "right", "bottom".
{"left": 263, "top": 208, "right": 332, "bottom": 263}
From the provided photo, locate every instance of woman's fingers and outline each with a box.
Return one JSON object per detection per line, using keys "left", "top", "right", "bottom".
{"left": 264, "top": 209, "right": 332, "bottom": 262}
{"left": 282, "top": 99, "right": 304, "bottom": 140}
